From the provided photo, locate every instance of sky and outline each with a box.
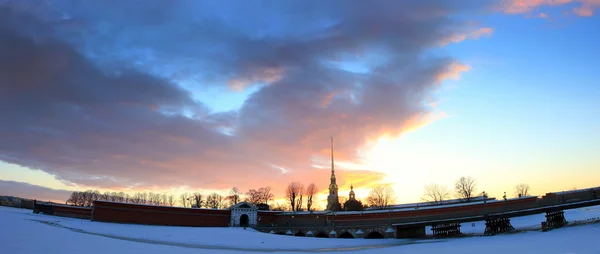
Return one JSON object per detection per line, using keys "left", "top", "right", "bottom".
{"left": 0, "top": 0, "right": 599, "bottom": 207}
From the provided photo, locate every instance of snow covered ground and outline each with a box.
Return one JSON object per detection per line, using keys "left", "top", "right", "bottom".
{"left": 1, "top": 205, "right": 600, "bottom": 254}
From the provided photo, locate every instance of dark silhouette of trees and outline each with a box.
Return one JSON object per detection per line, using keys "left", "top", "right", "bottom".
{"left": 167, "top": 194, "right": 175, "bottom": 206}
{"left": 295, "top": 184, "right": 305, "bottom": 211}
{"left": 286, "top": 182, "right": 303, "bottom": 211}
{"left": 423, "top": 183, "right": 451, "bottom": 203}
{"left": 66, "top": 190, "right": 100, "bottom": 207}
{"left": 245, "top": 186, "right": 274, "bottom": 206}
{"left": 367, "top": 185, "right": 395, "bottom": 209}
{"left": 227, "top": 187, "right": 241, "bottom": 206}
{"left": 245, "top": 189, "right": 261, "bottom": 204}
{"left": 455, "top": 176, "right": 477, "bottom": 201}
{"left": 149, "top": 192, "right": 162, "bottom": 205}
{"left": 258, "top": 187, "right": 274, "bottom": 205}
{"left": 305, "top": 183, "right": 318, "bottom": 212}
{"left": 206, "top": 192, "right": 223, "bottom": 209}
{"left": 191, "top": 192, "right": 204, "bottom": 208}
{"left": 66, "top": 190, "right": 153, "bottom": 207}
{"left": 515, "top": 183, "right": 531, "bottom": 197}
{"left": 179, "top": 193, "right": 190, "bottom": 207}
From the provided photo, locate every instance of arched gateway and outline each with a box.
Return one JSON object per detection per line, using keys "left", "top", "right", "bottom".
{"left": 230, "top": 202, "right": 258, "bottom": 227}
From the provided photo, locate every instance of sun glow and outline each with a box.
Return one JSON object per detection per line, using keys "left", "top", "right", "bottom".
{"left": 363, "top": 132, "right": 479, "bottom": 203}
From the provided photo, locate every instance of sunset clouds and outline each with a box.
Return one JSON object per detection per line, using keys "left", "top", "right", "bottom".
{"left": 4, "top": 0, "right": 597, "bottom": 204}
{"left": 0, "top": 1, "right": 489, "bottom": 198}
{"left": 501, "top": 0, "right": 599, "bottom": 16}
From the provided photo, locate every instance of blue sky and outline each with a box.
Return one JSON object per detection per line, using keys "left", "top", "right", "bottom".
{"left": 0, "top": 0, "right": 599, "bottom": 206}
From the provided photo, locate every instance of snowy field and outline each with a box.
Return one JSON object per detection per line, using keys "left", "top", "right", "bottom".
{"left": 1, "top": 206, "right": 600, "bottom": 254}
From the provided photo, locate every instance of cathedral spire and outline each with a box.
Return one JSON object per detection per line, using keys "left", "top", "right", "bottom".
{"left": 331, "top": 137, "right": 334, "bottom": 175}
{"left": 326, "top": 137, "right": 340, "bottom": 211}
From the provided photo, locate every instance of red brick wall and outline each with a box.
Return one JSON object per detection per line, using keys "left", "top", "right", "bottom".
{"left": 53, "top": 205, "right": 93, "bottom": 219}
{"left": 92, "top": 201, "right": 231, "bottom": 227}
{"left": 269, "top": 197, "right": 540, "bottom": 227}
{"left": 33, "top": 201, "right": 92, "bottom": 219}
{"left": 257, "top": 211, "right": 280, "bottom": 226}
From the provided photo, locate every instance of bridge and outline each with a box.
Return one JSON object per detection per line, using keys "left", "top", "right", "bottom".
{"left": 393, "top": 198, "right": 600, "bottom": 238}
{"left": 254, "top": 188, "right": 600, "bottom": 239}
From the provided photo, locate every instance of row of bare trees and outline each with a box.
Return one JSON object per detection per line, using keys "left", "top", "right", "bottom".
{"left": 65, "top": 180, "right": 533, "bottom": 210}
{"left": 66, "top": 185, "right": 277, "bottom": 209}
{"left": 179, "top": 192, "right": 226, "bottom": 209}
{"left": 66, "top": 190, "right": 176, "bottom": 207}
{"left": 285, "top": 182, "right": 319, "bottom": 211}
{"left": 179, "top": 186, "right": 275, "bottom": 209}
{"left": 422, "top": 176, "right": 532, "bottom": 204}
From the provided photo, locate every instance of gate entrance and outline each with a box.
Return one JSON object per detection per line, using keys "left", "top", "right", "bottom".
{"left": 240, "top": 214, "right": 249, "bottom": 227}
{"left": 230, "top": 202, "right": 258, "bottom": 227}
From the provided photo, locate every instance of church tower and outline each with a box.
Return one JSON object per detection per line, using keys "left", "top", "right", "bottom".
{"left": 326, "top": 137, "right": 340, "bottom": 211}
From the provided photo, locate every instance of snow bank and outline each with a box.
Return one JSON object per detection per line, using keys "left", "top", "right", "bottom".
{"left": 2, "top": 206, "right": 600, "bottom": 254}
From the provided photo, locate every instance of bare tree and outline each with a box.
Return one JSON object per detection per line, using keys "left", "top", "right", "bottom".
{"left": 130, "top": 193, "right": 142, "bottom": 204}
{"left": 206, "top": 192, "right": 223, "bottom": 209}
{"left": 139, "top": 192, "right": 148, "bottom": 204}
{"left": 109, "top": 192, "right": 118, "bottom": 202}
{"left": 179, "top": 193, "right": 190, "bottom": 207}
{"left": 455, "top": 176, "right": 477, "bottom": 201}
{"left": 191, "top": 192, "right": 204, "bottom": 208}
{"left": 286, "top": 182, "right": 303, "bottom": 211}
{"left": 216, "top": 193, "right": 224, "bottom": 209}
{"left": 66, "top": 192, "right": 82, "bottom": 206}
{"left": 149, "top": 192, "right": 162, "bottom": 205}
{"left": 245, "top": 189, "right": 262, "bottom": 204}
{"left": 422, "top": 184, "right": 451, "bottom": 203}
{"left": 101, "top": 192, "right": 110, "bottom": 201}
{"left": 515, "top": 183, "right": 531, "bottom": 197}
{"left": 115, "top": 192, "right": 123, "bottom": 202}
{"left": 258, "top": 187, "right": 274, "bottom": 205}
{"left": 305, "top": 183, "right": 318, "bottom": 212}
{"left": 77, "top": 190, "right": 101, "bottom": 207}
{"left": 161, "top": 194, "right": 168, "bottom": 206}
{"left": 167, "top": 194, "right": 175, "bottom": 206}
{"left": 367, "top": 185, "right": 396, "bottom": 209}
{"left": 295, "top": 184, "right": 305, "bottom": 211}
{"left": 227, "top": 187, "right": 241, "bottom": 206}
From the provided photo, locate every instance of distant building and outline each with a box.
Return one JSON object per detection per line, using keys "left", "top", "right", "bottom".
{"left": 343, "top": 184, "right": 363, "bottom": 211}
{"left": 326, "top": 137, "right": 341, "bottom": 211}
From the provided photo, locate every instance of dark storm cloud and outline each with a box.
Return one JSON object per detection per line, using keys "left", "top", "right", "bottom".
{"left": 0, "top": 8, "right": 224, "bottom": 188}
{"left": 0, "top": 1, "right": 490, "bottom": 192}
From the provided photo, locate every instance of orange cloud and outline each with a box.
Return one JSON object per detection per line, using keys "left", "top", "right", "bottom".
{"left": 501, "top": 0, "right": 599, "bottom": 16}
{"left": 502, "top": 0, "right": 573, "bottom": 13}
{"left": 573, "top": 0, "right": 600, "bottom": 16}
{"left": 441, "top": 27, "right": 494, "bottom": 45}
{"left": 437, "top": 62, "right": 471, "bottom": 82}
{"left": 228, "top": 67, "right": 285, "bottom": 92}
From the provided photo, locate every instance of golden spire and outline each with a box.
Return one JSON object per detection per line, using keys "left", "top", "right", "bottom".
{"left": 331, "top": 136, "right": 334, "bottom": 175}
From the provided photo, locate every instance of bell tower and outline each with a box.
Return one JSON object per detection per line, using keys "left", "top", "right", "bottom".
{"left": 326, "top": 137, "right": 340, "bottom": 211}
